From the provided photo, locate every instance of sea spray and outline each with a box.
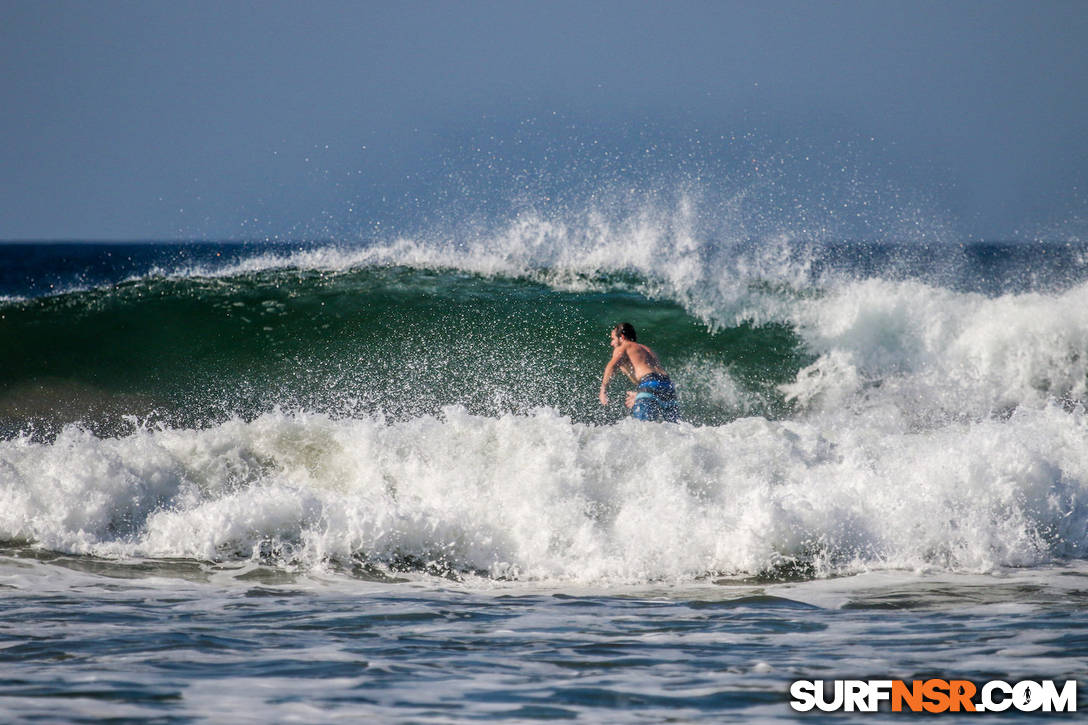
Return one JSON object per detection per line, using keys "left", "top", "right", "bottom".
{"left": 2, "top": 405, "right": 1085, "bottom": 581}
{"left": 4, "top": 235, "right": 1088, "bottom": 581}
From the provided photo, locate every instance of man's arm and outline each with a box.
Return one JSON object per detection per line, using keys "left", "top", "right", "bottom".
{"left": 599, "top": 346, "right": 627, "bottom": 405}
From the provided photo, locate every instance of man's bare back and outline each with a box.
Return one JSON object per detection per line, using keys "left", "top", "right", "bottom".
{"left": 599, "top": 325, "right": 668, "bottom": 407}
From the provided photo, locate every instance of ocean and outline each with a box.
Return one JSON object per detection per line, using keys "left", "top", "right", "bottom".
{"left": 2, "top": 227, "right": 1087, "bottom": 721}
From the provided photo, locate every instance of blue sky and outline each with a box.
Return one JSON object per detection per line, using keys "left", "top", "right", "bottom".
{"left": 1, "top": 0, "right": 1085, "bottom": 241}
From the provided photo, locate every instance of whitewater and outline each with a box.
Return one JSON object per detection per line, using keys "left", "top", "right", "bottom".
{"left": 2, "top": 220, "right": 1087, "bottom": 720}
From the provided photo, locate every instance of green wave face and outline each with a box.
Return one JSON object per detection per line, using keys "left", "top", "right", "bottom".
{"left": 0, "top": 266, "right": 811, "bottom": 435}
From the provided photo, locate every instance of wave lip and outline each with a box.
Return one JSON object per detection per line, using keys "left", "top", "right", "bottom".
{"left": 2, "top": 406, "right": 1085, "bottom": 583}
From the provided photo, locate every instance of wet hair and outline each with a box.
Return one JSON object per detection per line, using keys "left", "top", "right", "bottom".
{"left": 613, "top": 322, "right": 637, "bottom": 342}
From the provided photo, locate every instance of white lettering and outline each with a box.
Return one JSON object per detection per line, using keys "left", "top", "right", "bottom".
{"left": 982, "top": 680, "right": 1012, "bottom": 712}
{"left": 867, "top": 680, "right": 893, "bottom": 711}
{"left": 844, "top": 680, "right": 868, "bottom": 712}
{"left": 789, "top": 680, "right": 817, "bottom": 712}
{"left": 816, "top": 680, "right": 844, "bottom": 712}
{"left": 1040, "top": 680, "right": 1077, "bottom": 713}
{"left": 1013, "top": 680, "right": 1044, "bottom": 711}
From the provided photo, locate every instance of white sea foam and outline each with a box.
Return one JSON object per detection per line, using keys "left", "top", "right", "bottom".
{"left": 783, "top": 278, "right": 1088, "bottom": 423}
{"left": 6, "top": 207, "right": 1088, "bottom": 582}
{"left": 2, "top": 405, "right": 1085, "bottom": 583}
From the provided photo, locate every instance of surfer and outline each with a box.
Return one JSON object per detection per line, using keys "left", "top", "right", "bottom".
{"left": 599, "top": 322, "right": 680, "bottom": 422}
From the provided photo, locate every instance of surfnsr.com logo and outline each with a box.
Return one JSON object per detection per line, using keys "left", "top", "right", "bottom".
{"left": 789, "top": 679, "right": 1077, "bottom": 713}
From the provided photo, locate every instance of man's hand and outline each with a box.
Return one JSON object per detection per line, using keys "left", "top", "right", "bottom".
{"left": 599, "top": 389, "right": 609, "bottom": 406}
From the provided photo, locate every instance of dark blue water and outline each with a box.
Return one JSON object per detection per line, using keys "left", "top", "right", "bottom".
{"left": 2, "top": 555, "right": 1086, "bottom": 722}
{"left": 3, "top": 240, "right": 1087, "bottom": 300}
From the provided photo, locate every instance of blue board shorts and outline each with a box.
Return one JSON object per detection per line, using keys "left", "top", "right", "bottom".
{"left": 631, "top": 373, "right": 680, "bottom": 423}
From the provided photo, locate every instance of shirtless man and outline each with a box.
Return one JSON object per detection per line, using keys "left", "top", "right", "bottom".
{"left": 599, "top": 322, "right": 680, "bottom": 422}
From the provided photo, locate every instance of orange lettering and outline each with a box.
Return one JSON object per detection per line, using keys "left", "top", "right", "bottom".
{"left": 922, "top": 679, "right": 951, "bottom": 713}
{"left": 892, "top": 680, "right": 924, "bottom": 712}
{"left": 948, "top": 680, "right": 976, "bottom": 712}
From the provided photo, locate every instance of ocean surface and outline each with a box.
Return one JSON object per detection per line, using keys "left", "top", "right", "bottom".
{"left": 2, "top": 230, "right": 1088, "bottom": 721}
